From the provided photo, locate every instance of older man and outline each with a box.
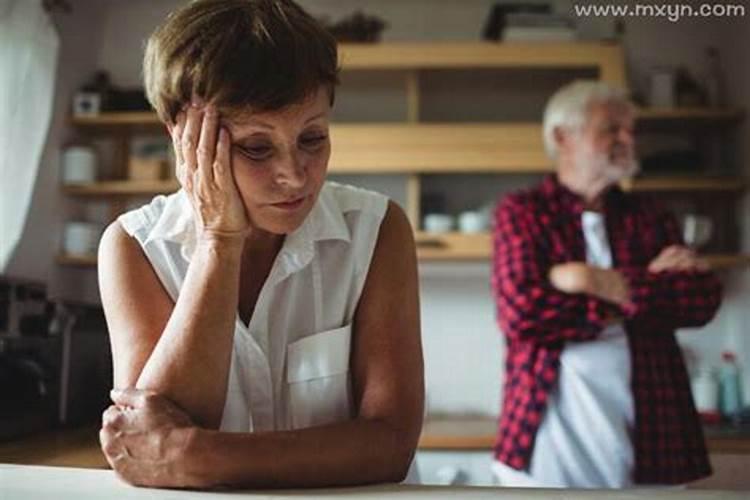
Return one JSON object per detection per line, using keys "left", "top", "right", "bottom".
{"left": 491, "top": 81, "right": 722, "bottom": 488}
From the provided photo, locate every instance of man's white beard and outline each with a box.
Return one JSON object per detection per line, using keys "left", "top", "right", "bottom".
{"left": 575, "top": 145, "right": 640, "bottom": 187}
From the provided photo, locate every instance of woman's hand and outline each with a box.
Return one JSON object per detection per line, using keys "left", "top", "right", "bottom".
{"left": 170, "top": 101, "right": 250, "bottom": 241}
{"left": 99, "top": 389, "right": 201, "bottom": 488}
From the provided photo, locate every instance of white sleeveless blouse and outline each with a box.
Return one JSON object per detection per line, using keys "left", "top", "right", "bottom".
{"left": 118, "top": 181, "right": 388, "bottom": 433}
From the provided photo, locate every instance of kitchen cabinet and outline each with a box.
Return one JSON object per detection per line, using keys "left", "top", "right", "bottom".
{"left": 60, "top": 42, "right": 748, "bottom": 268}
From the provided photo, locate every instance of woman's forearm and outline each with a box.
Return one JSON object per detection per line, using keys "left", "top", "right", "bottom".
{"left": 136, "top": 236, "right": 244, "bottom": 427}
{"left": 183, "top": 418, "right": 417, "bottom": 488}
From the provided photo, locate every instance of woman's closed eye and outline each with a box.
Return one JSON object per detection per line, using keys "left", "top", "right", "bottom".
{"left": 299, "top": 134, "right": 328, "bottom": 151}
{"left": 235, "top": 143, "right": 273, "bottom": 161}
{"left": 233, "top": 133, "right": 328, "bottom": 161}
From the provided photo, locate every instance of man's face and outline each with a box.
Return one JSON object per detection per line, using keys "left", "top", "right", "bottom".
{"left": 569, "top": 100, "right": 639, "bottom": 185}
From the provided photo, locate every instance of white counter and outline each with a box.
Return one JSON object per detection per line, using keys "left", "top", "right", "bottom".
{"left": 0, "top": 464, "right": 745, "bottom": 499}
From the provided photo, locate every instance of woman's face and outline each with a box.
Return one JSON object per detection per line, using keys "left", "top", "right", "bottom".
{"left": 224, "top": 86, "right": 331, "bottom": 235}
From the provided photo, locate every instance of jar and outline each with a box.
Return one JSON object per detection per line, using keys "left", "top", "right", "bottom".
{"left": 63, "top": 221, "right": 104, "bottom": 256}
{"left": 61, "top": 146, "right": 97, "bottom": 184}
{"left": 691, "top": 367, "right": 719, "bottom": 419}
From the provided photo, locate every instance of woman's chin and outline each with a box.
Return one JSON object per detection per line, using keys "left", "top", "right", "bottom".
{"left": 249, "top": 196, "right": 318, "bottom": 235}
{"left": 255, "top": 214, "right": 308, "bottom": 235}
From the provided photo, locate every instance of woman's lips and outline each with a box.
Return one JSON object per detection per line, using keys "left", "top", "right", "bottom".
{"left": 270, "top": 195, "right": 307, "bottom": 211}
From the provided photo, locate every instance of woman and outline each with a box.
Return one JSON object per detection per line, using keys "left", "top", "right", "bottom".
{"left": 97, "top": 0, "right": 423, "bottom": 489}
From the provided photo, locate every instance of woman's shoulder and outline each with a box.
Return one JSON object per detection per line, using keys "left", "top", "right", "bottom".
{"left": 117, "top": 190, "right": 190, "bottom": 245}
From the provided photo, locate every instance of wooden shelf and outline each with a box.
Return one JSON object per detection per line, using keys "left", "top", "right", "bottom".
{"left": 330, "top": 124, "right": 550, "bottom": 173}
{"left": 63, "top": 180, "right": 179, "bottom": 197}
{"left": 71, "top": 112, "right": 161, "bottom": 127}
{"left": 419, "top": 416, "right": 750, "bottom": 453}
{"left": 338, "top": 42, "right": 625, "bottom": 85}
{"left": 620, "top": 176, "right": 746, "bottom": 193}
{"left": 72, "top": 107, "right": 744, "bottom": 129}
{"left": 63, "top": 175, "right": 747, "bottom": 192}
{"left": 705, "top": 254, "right": 750, "bottom": 270}
{"left": 67, "top": 123, "right": 552, "bottom": 173}
{"left": 56, "top": 254, "right": 98, "bottom": 267}
{"left": 415, "top": 232, "right": 750, "bottom": 268}
{"left": 415, "top": 232, "right": 493, "bottom": 260}
{"left": 636, "top": 107, "right": 744, "bottom": 121}
{"left": 420, "top": 417, "right": 497, "bottom": 450}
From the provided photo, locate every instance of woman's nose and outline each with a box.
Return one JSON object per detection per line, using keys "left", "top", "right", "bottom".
{"left": 274, "top": 153, "right": 307, "bottom": 189}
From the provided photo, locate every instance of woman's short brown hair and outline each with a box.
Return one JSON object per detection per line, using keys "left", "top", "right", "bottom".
{"left": 143, "top": 0, "right": 339, "bottom": 124}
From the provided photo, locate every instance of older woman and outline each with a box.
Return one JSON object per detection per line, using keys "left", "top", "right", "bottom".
{"left": 97, "top": 0, "right": 423, "bottom": 489}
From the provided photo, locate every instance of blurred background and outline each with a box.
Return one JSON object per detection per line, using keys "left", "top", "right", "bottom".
{"left": 1, "top": 0, "right": 749, "bottom": 489}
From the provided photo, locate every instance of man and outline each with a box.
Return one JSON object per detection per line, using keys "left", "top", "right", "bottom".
{"left": 491, "top": 80, "right": 722, "bottom": 488}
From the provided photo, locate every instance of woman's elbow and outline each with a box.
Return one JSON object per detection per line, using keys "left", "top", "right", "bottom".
{"left": 383, "top": 441, "right": 416, "bottom": 483}
{"left": 374, "top": 421, "right": 419, "bottom": 483}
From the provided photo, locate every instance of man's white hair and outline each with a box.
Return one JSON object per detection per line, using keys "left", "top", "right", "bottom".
{"left": 542, "top": 80, "right": 632, "bottom": 159}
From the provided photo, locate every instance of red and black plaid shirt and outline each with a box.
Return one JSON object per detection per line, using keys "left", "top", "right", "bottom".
{"left": 491, "top": 175, "right": 722, "bottom": 485}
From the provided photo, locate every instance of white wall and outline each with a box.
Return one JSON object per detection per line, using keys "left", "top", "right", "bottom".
{"left": 5, "top": 0, "right": 749, "bottom": 414}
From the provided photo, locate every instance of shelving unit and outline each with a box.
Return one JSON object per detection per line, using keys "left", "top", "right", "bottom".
{"left": 59, "top": 243, "right": 749, "bottom": 270}
{"left": 62, "top": 41, "right": 748, "bottom": 269}
{"left": 68, "top": 119, "right": 746, "bottom": 179}
{"left": 63, "top": 180, "right": 179, "bottom": 197}
{"left": 339, "top": 42, "right": 624, "bottom": 73}
{"left": 619, "top": 176, "right": 746, "bottom": 193}
{"left": 56, "top": 254, "right": 98, "bottom": 267}
{"left": 635, "top": 107, "right": 744, "bottom": 121}
{"left": 72, "top": 106, "right": 745, "bottom": 127}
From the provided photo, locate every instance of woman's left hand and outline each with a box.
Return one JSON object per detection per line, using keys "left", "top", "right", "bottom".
{"left": 100, "top": 388, "right": 201, "bottom": 488}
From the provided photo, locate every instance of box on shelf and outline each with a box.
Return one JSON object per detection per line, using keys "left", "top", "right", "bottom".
{"left": 127, "top": 156, "right": 166, "bottom": 181}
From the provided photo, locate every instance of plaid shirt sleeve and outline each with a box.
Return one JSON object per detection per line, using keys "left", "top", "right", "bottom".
{"left": 618, "top": 207, "right": 723, "bottom": 331}
{"left": 492, "top": 195, "right": 614, "bottom": 345}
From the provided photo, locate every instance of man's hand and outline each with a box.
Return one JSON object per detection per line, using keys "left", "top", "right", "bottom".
{"left": 648, "top": 245, "right": 709, "bottom": 273}
{"left": 100, "top": 389, "right": 200, "bottom": 488}
{"left": 548, "top": 262, "right": 591, "bottom": 295}
{"left": 549, "top": 262, "right": 629, "bottom": 306}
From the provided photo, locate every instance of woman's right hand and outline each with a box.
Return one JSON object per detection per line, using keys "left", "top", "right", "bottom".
{"left": 170, "top": 101, "right": 250, "bottom": 240}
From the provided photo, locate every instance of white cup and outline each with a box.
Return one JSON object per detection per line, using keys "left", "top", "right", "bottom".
{"left": 423, "top": 214, "right": 454, "bottom": 233}
{"left": 61, "top": 146, "right": 97, "bottom": 184}
{"left": 63, "top": 222, "right": 104, "bottom": 256}
{"left": 458, "top": 211, "right": 487, "bottom": 233}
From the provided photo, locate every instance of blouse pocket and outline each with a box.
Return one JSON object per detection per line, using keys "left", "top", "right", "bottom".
{"left": 286, "top": 323, "right": 353, "bottom": 429}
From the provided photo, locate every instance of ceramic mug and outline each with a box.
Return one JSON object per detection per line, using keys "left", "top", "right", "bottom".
{"left": 61, "top": 146, "right": 97, "bottom": 184}
{"left": 457, "top": 211, "right": 487, "bottom": 233}
{"left": 423, "top": 214, "right": 454, "bottom": 233}
{"left": 63, "top": 222, "right": 104, "bottom": 256}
